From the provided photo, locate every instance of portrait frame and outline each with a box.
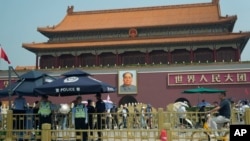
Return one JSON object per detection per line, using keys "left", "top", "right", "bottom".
{"left": 118, "top": 70, "right": 137, "bottom": 94}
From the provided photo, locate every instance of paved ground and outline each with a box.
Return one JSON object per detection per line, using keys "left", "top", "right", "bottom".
{"left": 52, "top": 128, "right": 230, "bottom": 141}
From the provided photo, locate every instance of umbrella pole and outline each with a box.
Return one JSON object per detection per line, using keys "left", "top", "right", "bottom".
{"left": 198, "top": 93, "right": 200, "bottom": 104}
{"left": 7, "top": 66, "right": 20, "bottom": 108}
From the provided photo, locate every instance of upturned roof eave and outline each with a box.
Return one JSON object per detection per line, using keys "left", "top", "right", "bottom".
{"left": 22, "top": 32, "right": 250, "bottom": 53}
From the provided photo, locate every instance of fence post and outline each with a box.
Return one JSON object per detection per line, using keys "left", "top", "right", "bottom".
{"left": 231, "top": 108, "right": 237, "bottom": 124}
{"left": 164, "top": 123, "right": 172, "bottom": 141}
{"left": 244, "top": 108, "right": 250, "bottom": 125}
{"left": 6, "top": 110, "right": 13, "bottom": 139}
{"left": 158, "top": 108, "right": 164, "bottom": 131}
{"left": 41, "top": 123, "right": 51, "bottom": 141}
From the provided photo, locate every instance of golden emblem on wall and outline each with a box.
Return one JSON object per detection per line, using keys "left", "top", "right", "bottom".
{"left": 129, "top": 28, "right": 138, "bottom": 38}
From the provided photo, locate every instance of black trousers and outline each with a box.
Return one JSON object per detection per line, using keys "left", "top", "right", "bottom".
{"left": 97, "top": 115, "right": 105, "bottom": 140}
{"left": 75, "top": 118, "right": 88, "bottom": 141}
{"left": 39, "top": 114, "right": 52, "bottom": 129}
{"left": 13, "top": 109, "right": 26, "bottom": 130}
{"left": 88, "top": 116, "right": 93, "bottom": 136}
{"left": 111, "top": 115, "right": 118, "bottom": 129}
{"left": 179, "top": 118, "right": 192, "bottom": 128}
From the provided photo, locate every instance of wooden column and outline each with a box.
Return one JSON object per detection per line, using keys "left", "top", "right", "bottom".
{"left": 167, "top": 49, "right": 172, "bottom": 64}
{"left": 236, "top": 46, "right": 241, "bottom": 61}
{"left": 145, "top": 50, "right": 149, "bottom": 64}
{"left": 190, "top": 48, "right": 194, "bottom": 62}
{"left": 55, "top": 56, "right": 59, "bottom": 68}
{"left": 74, "top": 55, "right": 78, "bottom": 67}
{"left": 213, "top": 47, "right": 217, "bottom": 62}
{"left": 95, "top": 53, "right": 99, "bottom": 66}
{"left": 36, "top": 55, "right": 39, "bottom": 69}
{"left": 116, "top": 51, "right": 119, "bottom": 66}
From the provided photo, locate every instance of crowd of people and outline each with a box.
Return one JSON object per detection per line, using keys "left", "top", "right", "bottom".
{"left": 1, "top": 91, "right": 249, "bottom": 140}
{"left": 174, "top": 92, "right": 250, "bottom": 137}
{"left": 0, "top": 92, "right": 156, "bottom": 141}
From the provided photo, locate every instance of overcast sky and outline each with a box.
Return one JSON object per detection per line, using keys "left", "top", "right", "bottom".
{"left": 0, "top": 0, "right": 249, "bottom": 70}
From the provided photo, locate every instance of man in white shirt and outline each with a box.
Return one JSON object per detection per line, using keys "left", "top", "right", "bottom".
{"left": 177, "top": 101, "right": 193, "bottom": 128}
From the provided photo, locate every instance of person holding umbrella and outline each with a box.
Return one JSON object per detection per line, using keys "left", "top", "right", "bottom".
{"left": 72, "top": 96, "right": 88, "bottom": 141}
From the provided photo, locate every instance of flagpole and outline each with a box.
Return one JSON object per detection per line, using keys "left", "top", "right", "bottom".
{"left": 8, "top": 66, "right": 12, "bottom": 108}
{"left": 7, "top": 66, "right": 22, "bottom": 108}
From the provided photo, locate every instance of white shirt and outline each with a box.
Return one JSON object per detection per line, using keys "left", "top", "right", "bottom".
{"left": 177, "top": 105, "right": 186, "bottom": 118}
{"left": 122, "top": 108, "right": 128, "bottom": 117}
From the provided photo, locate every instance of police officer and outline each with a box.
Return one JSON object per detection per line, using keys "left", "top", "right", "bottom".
{"left": 72, "top": 96, "right": 88, "bottom": 141}
{"left": 36, "top": 95, "right": 53, "bottom": 130}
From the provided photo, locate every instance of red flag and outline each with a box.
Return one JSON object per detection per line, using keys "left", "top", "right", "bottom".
{"left": 0, "top": 47, "right": 11, "bottom": 64}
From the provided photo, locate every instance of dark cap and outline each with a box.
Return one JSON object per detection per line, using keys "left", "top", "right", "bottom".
{"left": 87, "top": 99, "right": 92, "bottom": 103}
{"left": 96, "top": 93, "right": 101, "bottom": 97}
{"left": 42, "top": 95, "right": 48, "bottom": 99}
{"left": 76, "top": 96, "right": 82, "bottom": 100}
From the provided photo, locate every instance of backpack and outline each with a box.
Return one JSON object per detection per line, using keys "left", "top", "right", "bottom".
{"left": 146, "top": 107, "right": 152, "bottom": 117}
{"left": 134, "top": 108, "right": 140, "bottom": 116}
{"left": 126, "top": 108, "right": 129, "bottom": 117}
{"left": 111, "top": 106, "right": 117, "bottom": 113}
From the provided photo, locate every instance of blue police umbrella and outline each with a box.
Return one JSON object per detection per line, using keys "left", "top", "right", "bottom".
{"left": 0, "top": 70, "right": 56, "bottom": 97}
{"left": 34, "top": 69, "right": 116, "bottom": 96}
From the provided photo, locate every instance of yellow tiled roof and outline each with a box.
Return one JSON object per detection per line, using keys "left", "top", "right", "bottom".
{"left": 15, "top": 66, "right": 36, "bottom": 70}
{"left": 38, "top": 0, "right": 232, "bottom": 32}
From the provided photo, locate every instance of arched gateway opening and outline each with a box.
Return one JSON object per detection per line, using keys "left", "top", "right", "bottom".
{"left": 119, "top": 95, "right": 137, "bottom": 106}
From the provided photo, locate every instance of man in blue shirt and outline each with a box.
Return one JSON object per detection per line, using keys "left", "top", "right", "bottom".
{"left": 13, "top": 94, "right": 27, "bottom": 110}
{"left": 13, "top": 94, "right": 27, "bottom": 130}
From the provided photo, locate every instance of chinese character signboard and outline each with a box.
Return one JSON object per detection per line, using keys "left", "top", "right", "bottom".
{"left": 168, "top": 70, "right": 250, "bottom": 86}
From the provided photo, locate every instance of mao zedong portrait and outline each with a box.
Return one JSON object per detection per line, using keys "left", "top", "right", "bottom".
{"left": 119, "top": 71, "right": 137, "bottom": 93}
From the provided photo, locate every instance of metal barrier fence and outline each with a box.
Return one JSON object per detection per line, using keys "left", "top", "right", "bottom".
{"left": 0, "top": 107, "right": 249, "bottom": 141}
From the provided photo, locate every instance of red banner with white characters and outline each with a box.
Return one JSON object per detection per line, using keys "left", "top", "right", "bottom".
{"left": 168, "top": 70, "right": 250, "bottom": 86}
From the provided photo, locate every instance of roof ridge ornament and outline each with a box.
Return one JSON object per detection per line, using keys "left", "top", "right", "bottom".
{"left": 67, "top": 5, "right": 74, "bottom": 14}
{"left": 212, "top": 0, "right": 219, "bottom": 5}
